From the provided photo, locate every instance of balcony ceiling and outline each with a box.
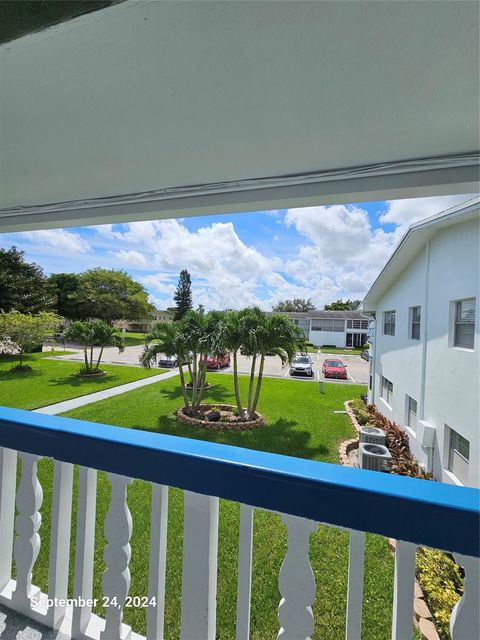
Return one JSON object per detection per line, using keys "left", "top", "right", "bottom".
{"left": 0, "top": 0, "right": 479, "bottom": 231}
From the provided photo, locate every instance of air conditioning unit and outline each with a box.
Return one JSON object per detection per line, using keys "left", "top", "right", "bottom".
{"left": 359, "top": 443, "right": 392, "bottom": 472}
{"left": 359, "top": 425, "right": 386, "bottom": 446}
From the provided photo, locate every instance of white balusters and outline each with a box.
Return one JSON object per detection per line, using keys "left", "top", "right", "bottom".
{"left": 72, "top": 466, "right": 98, "bottom": 639}
{"left": 277, "top": 514, "right": 318, "bottom": 640}
{"left": 12, "top": 452, "right": 43, "bottom": 612}
{"left": 47, "top": 460, "right": 74, "bottom": 628}
{"left": 236, "top": 504, "right": 254, "bottom": 640}
{"left": 345, "top": 530, "right": 365, "bottom": 640}
{"left": 0, "top": 447, "right": 17, "bottom": 592}
{"left": 100, "top": 473, "right": 133, "bottom": 640}
{"left": 147, "top": 484, "right": 169, "bottom": 640}
{"left": 450, "top": 553, "right": 480, "bottom": 639}
{"left": 180, "top": 491, "right": 219, "bottom": 640}
{"left": 391, "top": 540, "right": 416, "bottom": 640}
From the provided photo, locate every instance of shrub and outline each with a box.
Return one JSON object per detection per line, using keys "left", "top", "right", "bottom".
{"left": 390, "top": 456, "right": 433, "bottom": 480}
{"left": 350, "top": 399, "right": 371, "bottom": 425}
{"left": 416, "top": 548, "right": 463, "bottom": 639}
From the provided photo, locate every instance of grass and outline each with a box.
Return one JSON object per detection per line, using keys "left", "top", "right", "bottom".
{"left": 21, "top": 374, "right": 404, "bottom": 640}
{"left": 0, "top": 352, "right": 164, "bottom": 410}
{"left": 320, "top": 346, "right": 365, "bottom": 355}
{"left": 122, "top": 331, "right": 147, "bottom": 347}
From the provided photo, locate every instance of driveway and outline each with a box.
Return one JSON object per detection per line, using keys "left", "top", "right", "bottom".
{"left": 48, "top": 344, "right": 146, "bottom": 367}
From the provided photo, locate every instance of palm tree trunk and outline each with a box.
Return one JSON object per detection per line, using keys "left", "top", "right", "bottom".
{"left": 89, "top": 346, "right": 94, "bottom": 372}
{"left": 247, "top": 354, "right": 257, "bottom": 414}
{"left": 191, "top": 353, "right": 198, "bottom": 409}
{"left": 195, "top": 357, "right": 208, "bottom": 414}
{"left": 233, "top": 350, "right": 243, "bottom": 417}
{"left": 178, "top": 364, "right": 190, "bottom": 409}
{"left": 83, "top": 347, "right": 89, "bottom": 370}
{"left": 250, "top": 354, "right": 265, "bottom": 419}
{"left": 96, "top": 346, "right": 105, "bottom": 371}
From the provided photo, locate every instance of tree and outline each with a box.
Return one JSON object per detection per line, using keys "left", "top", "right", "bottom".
{"left": 48, "top": 273, "right": 82, "bottom": 320}
{"left": 76, "top": 268, "right": 153, "bottom": 323}
{"left": 65, "top": 320, "right": 125, "bottom": 374}
{"left": 0, "top": 311, "right": 59, "bottom": 370}
{"left": 272, "top": 298, "right": 316, "bottom": 312}
{"left": 173, "top": 269, "right": 193, "bottom": 320}
{"left": 323, "top": 299, "right": 361, "bottom": 311}
{"left": 141, "top": 321, "right": 192, "bottom": 409}
{"left": 0, "top": 247, "right": 54, "bottom": 313}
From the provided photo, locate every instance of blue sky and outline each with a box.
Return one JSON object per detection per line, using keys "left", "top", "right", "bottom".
{"left": 0, "top": 194, "right": 475, "bottom": 311}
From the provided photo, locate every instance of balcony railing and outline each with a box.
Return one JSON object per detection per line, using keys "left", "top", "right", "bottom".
{"left": 0, "top": 406, "right": 478, "bottom": 640}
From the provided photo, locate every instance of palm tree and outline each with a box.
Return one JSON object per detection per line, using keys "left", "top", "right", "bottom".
{"left": 223, "top": 310, "right": 246, "bottom": 416}
{"left": 141, "top": 322, "right": 190, "bottom": 408}
{"left": 247, "top": 313, "right": 305, "bottom": 419}
{"left": 66, "top": 320, "right": 124, "bottom": 374}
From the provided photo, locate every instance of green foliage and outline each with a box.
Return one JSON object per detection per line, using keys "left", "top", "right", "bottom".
{"left": 350, "top": 398, "right": 371, "bottom": 425}
{"left": 0, "top": 310, "right": 59, "bottom": 368}
{"left": 324, "top": 299, "right": 361, "bottom": 311}
{"left": 65, "top": 320, "right": 124, "bottom": 374}
{"left": 48, "top": 273, "right": 82, "bottom": 320}
{"left": 416, "top": 548, "right": 463, "bottom": 639}
{"left": 76, "top": 268, "right": 153, "bottom": 323}
{"left": 0, "top": 246, "right": 54, "bottom": 313}
{"left": 272, "top": 298, "right": 315, "bottom": 312}
{"left": 173, "top": 269, "right": 193, "bottom": 321}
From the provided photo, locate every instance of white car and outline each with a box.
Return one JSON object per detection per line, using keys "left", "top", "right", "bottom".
{"left": 158, "top": 353, "right": 192, "bottom": 367}
{"left": 289, "top": 354, "right": 314, "bottom": 377}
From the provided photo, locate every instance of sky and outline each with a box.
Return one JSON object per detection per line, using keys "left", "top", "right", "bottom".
{"left": 0, "top": 194, "right": 476, "bottom": 311}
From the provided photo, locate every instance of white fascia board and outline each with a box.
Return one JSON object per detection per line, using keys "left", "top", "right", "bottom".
{"left": 0, "top": 155, "right": 478, "bottom": 233}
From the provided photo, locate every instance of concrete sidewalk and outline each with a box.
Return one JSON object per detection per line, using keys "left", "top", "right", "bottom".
{"left": 34, "top": 369, "right": 179, "bottom": 416}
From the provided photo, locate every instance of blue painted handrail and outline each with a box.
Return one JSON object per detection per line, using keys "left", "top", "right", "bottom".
{"left": 0, "top": 406, "right": 478, "bottom": 556}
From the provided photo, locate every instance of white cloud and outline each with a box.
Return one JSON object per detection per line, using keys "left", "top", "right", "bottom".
{"left": 380, "top": 195, "right": 476, "bottom": 228}
{"left": 23, "top": 229, "right": 89, "bottom": 254}
{"left": 115, "top": 250, "right": 148, "bottom": 268}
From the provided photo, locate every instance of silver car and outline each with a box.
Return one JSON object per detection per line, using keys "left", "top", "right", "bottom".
{"left": 158, "top": 353, "right": 193, "bottom": 367}
{"left": 289, "top": 354, "right": 314, "bottom": 377}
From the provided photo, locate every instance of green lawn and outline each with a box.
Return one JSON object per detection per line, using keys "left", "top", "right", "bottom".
{"left": 122, "top": 331, "right": 147, "bottom": 347}
{"left": 0, "top": 352, "right": 163, "bottom": 410}
{"left": 18, "top": 374, "right": 401, "bottom": 640}
{"left": 320, "top": 346, "right": 364, "bottom": 355}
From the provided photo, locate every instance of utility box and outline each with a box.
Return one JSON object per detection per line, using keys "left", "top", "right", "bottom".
{"left": 359, "top": 425, "right": 386, "bottom": 446}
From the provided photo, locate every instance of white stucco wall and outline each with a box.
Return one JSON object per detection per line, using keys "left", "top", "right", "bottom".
{"left": 369, "top": 217, "right": 479, "bottom": 487}
{"left": 309, "top": 330, "right": 345, "bottom": 348}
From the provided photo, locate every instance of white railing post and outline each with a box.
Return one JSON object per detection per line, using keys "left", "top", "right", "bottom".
{"left": 72, "top": 467, "right": 97, "bottom": 640}
{"left": 0, "top": 447, "right": 17, "bottom": 591}
{"left": 180, "top": 491, "right": 219, "bottom": 640}
{"left": 236, "top": 504, "right": 254, "bottom": 640}
{"left": 11, "top": 452, "right": 43, "bottom": 613}
{"left": 345, "top": 530, "right": 365, "bottom": 640}
{"left": 277, "top": 514, "right": 318, "bottom": 640}
{"left": 100, "top": 473, "right": 133, "bottom": 640}
{"left": 391, "top": 540, "right": 416, "bottom": 640}
{"left": 47, "top": 460, "right": 74, "bottom": 629}
{"left": 147, "top": 483, "right": 169, "bottom": 640}
{"left": 450, "top": 554, "right": 480, "bottom": 640}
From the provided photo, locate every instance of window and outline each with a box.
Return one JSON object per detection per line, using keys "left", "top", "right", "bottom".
{"left": 409, "top": 306, "right": 421, "bottom": 340}
{"left": 453, "top": 298, "right": 476, "bottom": 349}
{"left": 311, "top": 319, "right": 345, "bottom": 332}
{"left": 381, "top": 376, "right": 393, "bottom": 404}
{"left": 346, "top": 319, "right": 369, "bottom": 330}
{"left": 406, "top": 395, "right": 417, "bottom": 431}
{"left": 448, "top": 427, "right": 470, "bottom": 485}
{"left": 383, "top": 310, "right": 396, "bottom": 336}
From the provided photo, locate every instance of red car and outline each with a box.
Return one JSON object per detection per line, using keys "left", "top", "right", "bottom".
{"left": 322, "top": 358, "right": 348, "bottom": 379}
{"left": 206, "top": 353, "right": 231, "bottom": 369}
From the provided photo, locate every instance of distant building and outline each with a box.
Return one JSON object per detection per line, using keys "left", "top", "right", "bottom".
{"left": 276, "top": 310, "right": 369, "bottom": 348}
{"left": 116, "top": 309, "right": 173, "bottom": 333}
{"left": 362, "top": 197, "right": 479, "bottom": 487}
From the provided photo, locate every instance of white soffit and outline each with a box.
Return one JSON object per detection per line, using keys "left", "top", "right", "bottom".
{"left": 0, "top": 0, "right": 479, "bottom": 231}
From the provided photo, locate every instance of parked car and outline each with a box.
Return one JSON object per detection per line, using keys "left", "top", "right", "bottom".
{"left": 361, "top": 349, "right": 369, "bottom": 361}
{"left": 322, "top": 359, "right": 348, "bottom": 379}
{"left": 289, "top": 354, "right": 314, "bottom": 377}
{"left": 206, "top": 353, "right": 231, "bottom": 369}
{"left": 158, "top": 353, "right": 192, "bottom": 367}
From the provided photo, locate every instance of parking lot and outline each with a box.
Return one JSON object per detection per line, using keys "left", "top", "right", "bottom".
{"left": 50, "top": 345, "right": 369, "bottom": 385}
{"left": 216, "top": 350, "right": 369, "bottom": 385}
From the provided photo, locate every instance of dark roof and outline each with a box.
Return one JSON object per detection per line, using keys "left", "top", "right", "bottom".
{"left": 273, "top": 310, "right": 368, "bottom": 320}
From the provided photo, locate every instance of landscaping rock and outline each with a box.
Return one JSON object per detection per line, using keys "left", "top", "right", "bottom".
{"left": 418, "top": 618, "right": 440, "bottom": 640}
{"left": 414, "top": 597, "right": 432, "bottom": 621}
